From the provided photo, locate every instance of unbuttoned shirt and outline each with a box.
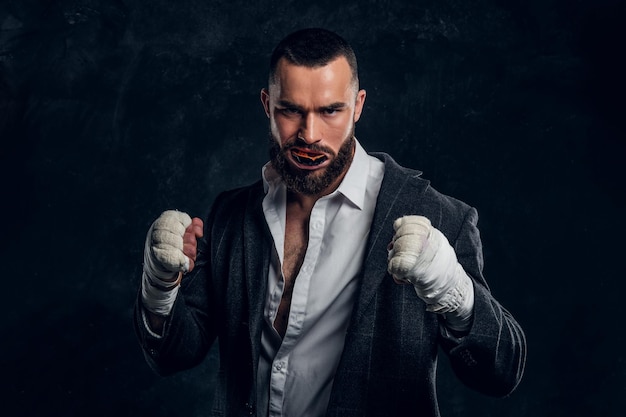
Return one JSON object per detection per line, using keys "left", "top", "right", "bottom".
{"left": 258, "top": 140, "right": 385, "bottom": 417}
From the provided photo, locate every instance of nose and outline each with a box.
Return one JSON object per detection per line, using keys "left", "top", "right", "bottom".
{"left": 298, "top": 113, "right": 321, "bottom": 144}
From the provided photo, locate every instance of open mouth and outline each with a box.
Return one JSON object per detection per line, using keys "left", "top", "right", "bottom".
{"left": 291, "top": 149, "right": 328, "bottom": 167}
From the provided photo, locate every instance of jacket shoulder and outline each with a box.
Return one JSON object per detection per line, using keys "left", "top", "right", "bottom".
{"left": 206, "top": 180, "right": 263, "bottom": 220}
{"left": 371, "top": 151, "right": 474, "bottom": 221}
{"left": 213, "top": 180, "right": 263, "bottom": 208}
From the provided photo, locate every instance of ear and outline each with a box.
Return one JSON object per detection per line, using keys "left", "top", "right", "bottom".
{"left": 260, "top": 88, "right": 270, "bottom": 118}
{"left": 353, "top": 89, "right": 366, "bottom": 123}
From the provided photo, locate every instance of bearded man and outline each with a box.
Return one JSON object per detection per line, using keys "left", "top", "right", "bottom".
{"left": 135, "top": 28, "right": 526, "bottom": 417}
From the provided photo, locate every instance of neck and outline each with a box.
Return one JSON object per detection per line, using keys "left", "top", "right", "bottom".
{"left": 286, "top": 190, "right": 318, "bottom": 212}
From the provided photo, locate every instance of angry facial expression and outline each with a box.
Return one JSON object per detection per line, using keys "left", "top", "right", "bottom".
{"left": 261, "top": 56, "right": 366, "bottom": 196}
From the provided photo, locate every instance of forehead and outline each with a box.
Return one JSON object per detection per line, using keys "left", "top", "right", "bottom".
{"left": 271, "top": 57, "right": 355, "bottom": 102}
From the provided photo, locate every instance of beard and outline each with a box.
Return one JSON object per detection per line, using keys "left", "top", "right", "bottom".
{"left": 269, "top": 129, "right": 356, "bottom": 196}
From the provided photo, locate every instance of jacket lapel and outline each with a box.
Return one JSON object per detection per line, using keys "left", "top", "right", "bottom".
{"left": 349, "top": 153, "right": 431, "bottom": 328}
{"left": 242, "top": 182, "right": 272, "bottom": 380}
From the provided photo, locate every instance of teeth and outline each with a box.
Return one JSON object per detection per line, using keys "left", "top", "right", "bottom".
{"left": 292, "top": 150, "right": 326, "bottom": 166}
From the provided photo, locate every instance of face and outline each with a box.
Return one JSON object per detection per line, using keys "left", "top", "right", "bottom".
{"left": 261, "top": 56, "right": 366, "bottom": 196}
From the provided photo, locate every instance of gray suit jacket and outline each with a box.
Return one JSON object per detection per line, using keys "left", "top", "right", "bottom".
{"left": 135, "top": 153, "right": 526, "bottom": 416}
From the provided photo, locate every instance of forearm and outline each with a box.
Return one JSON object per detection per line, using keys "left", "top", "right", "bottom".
{"left": 443, "top": 283, "right": 526, "bottom": 397}
{"left": 134, "top": 272, "right": 218, "bottom": 376}
{"left": 443, "top": 209, "right": 526, "bottom": 396}
{"left": 145, "top": 309, "right": 167, "bottom": 335}
{"left": 134, "top": 208, "right": 217, "bottom": 375}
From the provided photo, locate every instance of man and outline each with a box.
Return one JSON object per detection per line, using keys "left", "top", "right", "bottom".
{"left": 135, "top": 28, "right": 526, "bottom": 417}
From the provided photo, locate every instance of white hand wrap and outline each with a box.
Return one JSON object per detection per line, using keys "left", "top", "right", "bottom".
{"left": 388, "top": 216, "right": 474, "bottom": 332}
{"left": 141, "top": 210, "right": 192, "bottom": 316}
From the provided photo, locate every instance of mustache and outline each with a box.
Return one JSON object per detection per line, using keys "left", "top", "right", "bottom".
{"left": 282, "top": 137, "right": 336, "bottom": 155}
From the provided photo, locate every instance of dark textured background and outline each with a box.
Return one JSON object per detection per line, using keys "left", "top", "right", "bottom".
{"left": 1, "top": 0, "right": 625, "bottom": 416}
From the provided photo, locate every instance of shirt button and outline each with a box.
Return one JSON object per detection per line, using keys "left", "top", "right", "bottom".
{"left": 274, "top": 362, "right": 284, "bottom": 371}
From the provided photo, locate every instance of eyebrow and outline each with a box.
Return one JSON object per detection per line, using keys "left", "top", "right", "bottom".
{"left": 322, "top": 102, "right": 347, "bottom": 111}
{"left": 277, "top": 100, "right": 303, "bottom": 111}
{"left": 277, "top": 100, "right": 347, "bottom": 112}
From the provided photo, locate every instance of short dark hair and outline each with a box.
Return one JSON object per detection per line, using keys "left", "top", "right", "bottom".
{"left": 269, "top": 28, "right": 359, "bottom": 87}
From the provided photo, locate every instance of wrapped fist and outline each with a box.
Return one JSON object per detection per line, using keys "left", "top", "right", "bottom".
{"left": 388, "top": 215, "right": 474, "bottom": 332}
{"left": 145, "top": 210, "right": 193, "bottom": 280}
{"left": 141, "top": 210, "right": 203, "bottom": 316}
{"left": 387, "top": 216, "right": 434, "bottom": 285}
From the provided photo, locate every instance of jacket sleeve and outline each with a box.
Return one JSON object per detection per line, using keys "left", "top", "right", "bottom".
{"left": 440, "top": 206, "right": 527, "bottom": 397}
{"left": 133, "top": 208, "right": 219, "bottom": 377}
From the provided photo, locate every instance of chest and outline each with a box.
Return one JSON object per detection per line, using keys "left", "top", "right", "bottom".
{"left": 282, "top": 206, "right": 309, "bottom": 286}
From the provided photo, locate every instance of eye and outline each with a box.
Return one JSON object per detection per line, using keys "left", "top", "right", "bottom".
{"left": 321, "top": 106, "right": 343, "bottom": 116}
{"left": 280, "top": 107, "right": 301, "bottom": 116}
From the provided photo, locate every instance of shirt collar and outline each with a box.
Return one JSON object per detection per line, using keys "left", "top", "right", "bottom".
{"left": 334, "top": 139, "right": 369, "bottom": 210}
{"left": 262, "top": 162, "right": 279, "bottom": 194}
{"left": 262, "top": 138, "right": 370, "bottom": 210}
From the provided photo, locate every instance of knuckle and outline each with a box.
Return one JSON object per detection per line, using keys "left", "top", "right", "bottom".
{"left": 153, "top": 230, "right": 183, "bottom": 249}
{"left": 153, "top": 248, "right": 179, "bottom": 269}
{"left": 388, "top": 257, "right": 406, "bottom": 273}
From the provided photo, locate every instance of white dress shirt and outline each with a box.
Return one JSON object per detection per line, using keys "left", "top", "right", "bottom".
{"left": 258, "top": 140, "right": 385, "bottom": 417}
